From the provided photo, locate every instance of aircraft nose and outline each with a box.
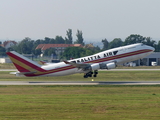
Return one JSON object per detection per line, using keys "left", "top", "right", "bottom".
{"left": 146, "top": 45, "right": 155, "bottom": 52}
{"left": 148, "top": 46, "right": 155, "bottom": 52}
{"left": 150, "top": 46, "right": 155, "bottom": 52}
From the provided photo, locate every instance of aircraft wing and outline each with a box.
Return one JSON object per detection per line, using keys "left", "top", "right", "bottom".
{"left": 64, "top": 61, "right": 90, "bottom": 70}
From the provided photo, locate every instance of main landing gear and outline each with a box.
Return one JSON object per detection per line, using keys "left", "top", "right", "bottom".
{"left": 83, "top": 70, "right": 98, "bottom": 78}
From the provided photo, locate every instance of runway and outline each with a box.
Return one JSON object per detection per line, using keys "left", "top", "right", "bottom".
{"left": 0, "top": 81, "right": 160, "bottom": 85}
{"left": 1, "top": 69, "right": 160, "bottom": 71}
{"left": 1, "top": 69, "right": 160, "bottom": 85}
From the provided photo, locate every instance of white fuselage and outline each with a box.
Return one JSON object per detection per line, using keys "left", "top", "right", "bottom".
{"left": 40, "top": 43, "right": 154, "bottom": 77}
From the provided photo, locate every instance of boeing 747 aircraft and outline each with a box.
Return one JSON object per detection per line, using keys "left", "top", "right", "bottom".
{"left": 7, "top": 43, "right": 154, "bottom": 78}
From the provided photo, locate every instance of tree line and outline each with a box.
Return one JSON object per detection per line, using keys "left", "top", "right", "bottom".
{"left": 2, "top": 29, "right": 84, "bottom": 56}
{"left": 0, "top": 29, "right": 160, "bottom": 59}
{"left": 102, "top": 34, "right": 157, "bottom": 51}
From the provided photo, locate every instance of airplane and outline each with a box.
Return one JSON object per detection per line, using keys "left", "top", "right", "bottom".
{"left": 6, "top": 43, "right": 154, "bottom": 78}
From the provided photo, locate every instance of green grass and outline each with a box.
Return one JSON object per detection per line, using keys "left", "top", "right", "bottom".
{"left": 0, "top": 63, "right": 15, "bottom": 69}
{"left": 1, "top": 70, "right": 160, "bottom": 81}
{"left": 1, "top": 67, "right": 160, "bottom": 119}
{"left": 0, "top": 85, "right": 160, "bottom": 120}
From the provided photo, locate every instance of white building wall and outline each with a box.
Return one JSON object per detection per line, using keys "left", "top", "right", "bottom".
{"left": 4, "top": 42, "right": 14, "bottom": 49}
{"left": 0, "top": 58, "right": 12, "bottom": 63}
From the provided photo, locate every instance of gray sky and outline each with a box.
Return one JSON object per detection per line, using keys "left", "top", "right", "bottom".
{"left": 1, "top": 0, "right": 160, "bottom": 41}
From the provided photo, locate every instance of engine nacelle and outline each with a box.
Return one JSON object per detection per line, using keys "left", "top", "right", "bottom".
{"left": 91, "top": 63, "right": 100, "bottom": 71}
{"left": 106, "top": 62, "right": 116, "bottom": 69}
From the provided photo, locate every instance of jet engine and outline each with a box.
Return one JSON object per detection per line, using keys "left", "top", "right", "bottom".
{"left": 106, "top": 62, "right": 116, "bottom": 69}
{"left": 91, "top": 63, "right": 100, "bottom": 70}
{"left": 100, "top": 62, "right": 116, "bottom": 69}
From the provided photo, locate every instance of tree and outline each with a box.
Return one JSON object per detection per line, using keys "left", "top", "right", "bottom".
{"left": 6, "top": 47, "right": 14, "bottom": 52}
{"left": 65, "top": 29, "right": 72, "bottom": 44}
{"left": 44, "top": 37, "right": 51, "bottom": 44}
{"left": 14, "top": 37, "right": 34, "bottom": 54}
{"left": 33, "top": 48, "right": 41, "bottom": 56}
{"left": 155, "top": 40, "right": 160, "bottom": 52}
{"left": 102, "top": 38, "right": 109, "bottom": 50}
{"left": 124, "top": 34, "right": 157, "bottom": 50}
{"left": 49, "top": 38, "right": 55, "bottom": 44}
{"left": 124, "top": 34, "right": 145, "bottom": 45}
{"left": 43, "top": 48, "right": 56, "bottom": 56}
{"left": 0, "top": 46, "right": 6, "bottom": 56}
{"left": 144, "top": 37, "right": 156, "bottom": 47}
{"left": 55, "top": 36, "right": 65, "bottom": 44}
{"left": 109, "top": 38, "right": 123, "bottom": 49}
{"left": 75, "top": 30, "right": 84, "bottom": 45}
{"left": 62, "top": 47, "right": 85, "bottom": 60}
{"left": 84, "top": 44, "right": 100, "bottom": 54}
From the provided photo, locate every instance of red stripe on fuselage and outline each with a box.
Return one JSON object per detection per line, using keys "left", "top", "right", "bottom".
{"left": 86, "top": 49, "right": 152, "bottom": 63}
{"left": 25, "top": 65, "right": 74, "bottom": 77}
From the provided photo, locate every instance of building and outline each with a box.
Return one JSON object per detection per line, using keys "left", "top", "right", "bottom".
{"left": 0, "top": 58, "right": 12, "bottom": 63}
{"left": 36, "top": 44, "right": 83, "bottom": 55}
{"left": 1, "top": 41, "right": 17, "bottom": 49}
{"left": 131, "top": 52, "right": 160, "bottom": 66}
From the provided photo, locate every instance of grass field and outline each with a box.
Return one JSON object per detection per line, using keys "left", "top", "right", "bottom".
{"left": 0, "top": 85, "right": 160, "bottom": 120}
{"left": 1, "top": 70, "right": 160, "bottom": 81}
{"left": 1, "top": 64, "right": 160, "bottom": 120}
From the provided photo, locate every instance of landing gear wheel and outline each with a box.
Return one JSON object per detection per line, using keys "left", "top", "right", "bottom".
{"left": 83, "top": 71, "right": 96, "bottom": 78}
{"left": 94, "top": 70, "right": 98, "bottom": 75}
{"left": 93, "top": 74, "right": 97, "bottom": 77}
{"left": 84, "top": 74, "right": 88, "bottom": 78}
{"left": 93, "top": 70, "right": 98, "bottom": 77}
{"left": 88, "top": 74, "right": 92, "bottom": 77}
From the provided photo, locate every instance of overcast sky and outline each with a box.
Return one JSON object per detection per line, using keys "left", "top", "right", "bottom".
{"left": 0, "top": 0, "right": 160, "bottom": 41}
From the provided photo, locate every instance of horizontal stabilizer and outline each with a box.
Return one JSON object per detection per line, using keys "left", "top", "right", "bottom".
{"left": 10, "top": 71, "right": 36, "bottom": 77}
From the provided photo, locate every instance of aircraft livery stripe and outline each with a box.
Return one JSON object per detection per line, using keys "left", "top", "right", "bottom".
{"left": 87, "top": 49, "right": 151, "bottom": 63}
{"left": 25, "top": 65, "right": 75, "bottom": 77}
{"left": 25, "top": 49, "right": 152, "bottom": 76}
{"left": 7, "top": 53, "right": 75, "bottom": 76}
{"left": 9, "top": 54, "right": 75, "bottom": 76}
{"left": 7, "top": 52, "right": 46, "bottom": 72}
{"left": 9, "top": 56, "right": 42, "bottom": 73}
{"left": 14, "top": 63, "right": 31, "bottom": 72}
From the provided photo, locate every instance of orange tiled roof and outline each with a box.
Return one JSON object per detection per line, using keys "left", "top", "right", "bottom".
{"left": 36, "top": 44, "right": 82, "bottom": 50}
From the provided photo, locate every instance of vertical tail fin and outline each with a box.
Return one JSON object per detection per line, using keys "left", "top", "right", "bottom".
{"left": 6, "top": 51, "right": 45, "bottom": 73}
